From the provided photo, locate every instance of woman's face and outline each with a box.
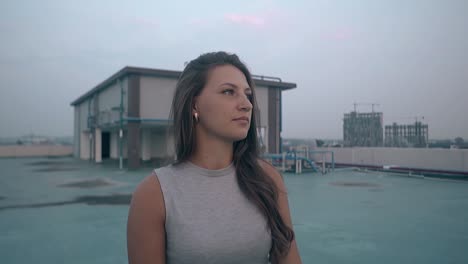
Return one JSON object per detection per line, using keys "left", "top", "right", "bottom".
{"left": 193, "top": 64, "right": 253, "bottom": 143}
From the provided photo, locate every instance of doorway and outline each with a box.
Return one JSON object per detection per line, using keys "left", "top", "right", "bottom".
{"left": 101, "top": 132, "right": 110, "bottom": 159}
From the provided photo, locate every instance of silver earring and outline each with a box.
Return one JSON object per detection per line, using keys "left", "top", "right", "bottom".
{"left": 194, "top": 112, "right": 199, "bottom": 123}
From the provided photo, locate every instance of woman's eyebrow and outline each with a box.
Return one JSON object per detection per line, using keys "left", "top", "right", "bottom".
{"left": 219, "top": 82, "right": 252, "bottom": 92}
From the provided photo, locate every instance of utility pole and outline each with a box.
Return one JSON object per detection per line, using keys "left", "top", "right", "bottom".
{"left": 119, "top": 78, "right": 124, "bottom": 170}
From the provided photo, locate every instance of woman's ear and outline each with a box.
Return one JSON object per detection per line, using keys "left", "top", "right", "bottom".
{"left": 192, "top": 96, "right": 199, "bottom": 115}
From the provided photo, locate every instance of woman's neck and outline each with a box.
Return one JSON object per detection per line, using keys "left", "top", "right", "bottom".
{"left": 189, "top": 137, "right": 233, "bottom": 170}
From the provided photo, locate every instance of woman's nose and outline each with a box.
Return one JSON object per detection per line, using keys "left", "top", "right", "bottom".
{"left": 239, "top": 95, "right": 252, "bottom": 112}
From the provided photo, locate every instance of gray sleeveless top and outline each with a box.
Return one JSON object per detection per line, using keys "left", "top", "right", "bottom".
{"left": 154, "top": 161, "right": 272, "bottom": 264}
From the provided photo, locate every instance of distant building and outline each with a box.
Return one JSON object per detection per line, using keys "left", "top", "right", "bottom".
{"left": 70, "top": 66, "right": 296, "bottom": 169}
{"left": 343, "top": 111, "right": 383, "bottom": 147}
{"left": 385, "top": 122, "right": 429, "bottom": 148}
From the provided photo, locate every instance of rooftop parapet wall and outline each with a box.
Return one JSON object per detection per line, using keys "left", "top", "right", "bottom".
{"left": 0, "top": 145, "right": 73, "bottom": 158}
{"left": 317, "top": 147, "right": 468, "bottom": 172}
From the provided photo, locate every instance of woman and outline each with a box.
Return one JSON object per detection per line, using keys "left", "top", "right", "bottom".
{"left": 127, "top": 52, "right": 301, "bottom": 264}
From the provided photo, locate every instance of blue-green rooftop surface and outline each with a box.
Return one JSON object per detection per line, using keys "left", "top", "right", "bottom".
{"left": 1, "top": 157, "right": 467, "bottom": 264}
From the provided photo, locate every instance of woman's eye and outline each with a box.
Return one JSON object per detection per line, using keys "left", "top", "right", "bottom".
{"left": 223, "top": 89, "right": 234, "bottom": 95}
{"left": 246, "top": 94, "right": 253, "bottom": 102}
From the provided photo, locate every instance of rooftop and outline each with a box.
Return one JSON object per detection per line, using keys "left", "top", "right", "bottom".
{"left": 1, "top": 157, "right": 467, "bottom": 263}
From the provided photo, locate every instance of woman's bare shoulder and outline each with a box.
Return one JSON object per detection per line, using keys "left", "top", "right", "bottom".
{"left": 127, "top": 171, "right": 166, "bottom": 264}
{"left": 257, "top": 158, "right": 285, "bottom": 190}
{"left": 130, "top": 171, "right": 165, "bottom": 223}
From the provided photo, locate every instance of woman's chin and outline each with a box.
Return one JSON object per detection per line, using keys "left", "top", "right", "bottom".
{"left": 231, "top": 133, "right": 249, "bottom": 142}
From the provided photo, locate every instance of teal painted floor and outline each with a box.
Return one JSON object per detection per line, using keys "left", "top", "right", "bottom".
{"left": 1, "top": 157, "right": 467, "bottom": 264}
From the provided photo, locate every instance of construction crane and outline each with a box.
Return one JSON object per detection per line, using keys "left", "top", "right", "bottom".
{"left": 353, "top": 102, "right": 380, "bottom": 113}
{"left": 413, "top": 116, "right": 425, "bottom": 123}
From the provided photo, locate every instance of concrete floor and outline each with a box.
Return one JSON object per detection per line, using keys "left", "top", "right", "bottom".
{"left": 1, "top": 157, "right": 467, "bottom": 264}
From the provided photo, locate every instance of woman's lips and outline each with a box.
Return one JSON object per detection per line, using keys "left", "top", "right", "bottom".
{"left": 233, "top": 117, "right": 250, "bottom": 124}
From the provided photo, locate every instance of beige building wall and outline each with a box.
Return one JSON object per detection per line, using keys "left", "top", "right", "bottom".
{"left": 80, "top": 132, "right": 90, "bottom": 159}
{"left": 98, "top": 82, "right": 119, "bottom": 112}
{"left": 141, "top": 130, "right": 152, "bottom": 161}
{"left": 74, "top": 108, "right": 80, "bottom": 157}
{"left": 98, "top": 77, "right": 128, "bottom": 117}
{"left": 255, "top": 86, "right": 269, "bottom": 149}
{"left": 109, "top": 131, "right": 128, "bottom": 159}
{"left": 94, "top": 128, "right": 102, "bottom": 163}
{"left": 255, "top": 86, "right": 269, "bottom": 128}
{"left": 140, "top": 77, "right": 178, "bottom": 119}
{"left": 78, "top": 102, "right": 89, "bottom": 134}
{"left": 110, "top": 131, "right": 118, "bottom": 159}
{"left": 151, "top": 131, "right": 169, "bottom": 158}
{"left": 318, "top": 147, "right": 468, "bottom": 172}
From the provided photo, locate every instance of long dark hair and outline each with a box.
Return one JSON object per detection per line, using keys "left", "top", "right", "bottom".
{"left": 169, "top": 51, "right": 294, "bottom": 263}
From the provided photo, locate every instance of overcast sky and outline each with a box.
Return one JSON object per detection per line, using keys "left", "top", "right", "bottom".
{"left": 1, "top": 0, "right": 467, "bottom": 139}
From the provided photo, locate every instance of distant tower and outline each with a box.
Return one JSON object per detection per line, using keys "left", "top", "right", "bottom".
{"left": 343, "top": 111, "right": 384, "bottom": 147}
{"left": 385, "top": 121, "right": 429, "bottom": 148}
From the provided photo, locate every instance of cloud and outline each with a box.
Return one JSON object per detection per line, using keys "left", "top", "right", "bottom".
{"left": 224, "top": 13, "right": 266, "bottom": 28}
